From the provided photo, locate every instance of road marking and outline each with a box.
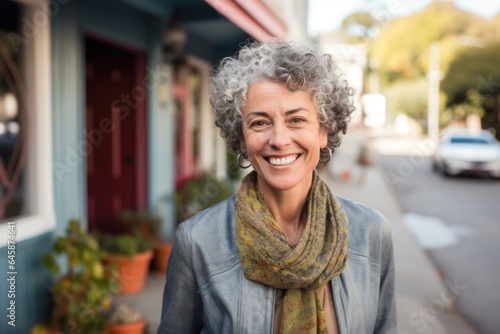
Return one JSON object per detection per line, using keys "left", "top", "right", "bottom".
{"left": 403, "top": 213, "right": 474, "bottom": 249}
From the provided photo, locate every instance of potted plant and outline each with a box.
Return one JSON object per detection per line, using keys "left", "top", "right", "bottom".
{"left": 120, "top": 209, "right": 169, "bottom": 273}
{"left": 107, "top": 303, "right": 146, "bottom": 334}
{"left": 153, "top": 173, "right": 233, "bottom": 274}
{"left": 97, "top": 233, "right": 155, "bottom": 294}
{"left": 29, "top": 323, "right": 63, "bottom": 334}
{"left": 153, "top": 241, "right": 173, "bottom": 273}
{"left": 226, "top": 150, "right": 242, "bottom": 192}
{"left": 36, "top": 219, "right": 118, "bottom": 334}
{"left": 176, "top": 173, "right": 233, "bottom": 223}
{"left": 120, "top": 209, "right": 161, "bottom": 244}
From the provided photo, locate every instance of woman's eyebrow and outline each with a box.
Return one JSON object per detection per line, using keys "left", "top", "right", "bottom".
{"left": 246, "top": 108, "right": 309, "bottom": 119}
{"left": 246, "top": 111, "right": 270, "bottom": 118}
{"left": 285, "top": 108, "right": 309, "bottom": 115}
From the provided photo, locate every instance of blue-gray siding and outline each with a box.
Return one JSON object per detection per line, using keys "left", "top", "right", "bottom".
{"left": 0, "top": 233, "right": 52, "bottom": 333}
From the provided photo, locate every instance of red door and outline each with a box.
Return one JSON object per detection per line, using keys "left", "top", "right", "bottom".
{"left": 85, "top": 37, "right": 147, "bottom": 233}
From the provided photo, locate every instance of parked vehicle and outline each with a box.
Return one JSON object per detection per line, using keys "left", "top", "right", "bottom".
{"left": 432, "top": 130, "right": 500, "bottom": 178}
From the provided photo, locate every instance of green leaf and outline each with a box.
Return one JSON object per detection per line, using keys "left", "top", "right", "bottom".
{"left": 41, "top": 254, "right": 60, "bottom": 275}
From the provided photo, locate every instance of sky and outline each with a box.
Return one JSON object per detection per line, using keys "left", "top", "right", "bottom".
{"left": 308, "top": 0, "right": 500, "bottom": 36}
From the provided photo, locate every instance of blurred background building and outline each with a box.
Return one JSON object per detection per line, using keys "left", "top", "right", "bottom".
{"left": 2, "top": 0, "right": 500, "bottom": 332}
{"left": 0, "top": 0, "right": 308, "bottom": 332}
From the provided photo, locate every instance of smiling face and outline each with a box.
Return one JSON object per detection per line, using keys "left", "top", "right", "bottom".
{"left": 240, "top": 80, "right": 328, "bottom": 197}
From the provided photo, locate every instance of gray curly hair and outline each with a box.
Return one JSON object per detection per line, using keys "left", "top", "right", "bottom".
{"left": 210, "top": 40, "right": 355, "bottom": 163}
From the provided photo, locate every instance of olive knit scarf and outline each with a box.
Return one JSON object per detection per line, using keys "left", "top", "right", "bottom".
{"left": 235, "top": 171, "right": 348, "bottom": 334}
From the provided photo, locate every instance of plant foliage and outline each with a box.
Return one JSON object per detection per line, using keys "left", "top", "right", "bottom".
{"left": 40, "top": 220, "right": 118, "bottom": 334}
{"left": 176, "top": 173, "right": 233, "bottom": 223}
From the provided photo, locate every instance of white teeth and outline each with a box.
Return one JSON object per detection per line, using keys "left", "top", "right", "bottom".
{"left": 269, "top": 155, "right": 297, "bottom": 166}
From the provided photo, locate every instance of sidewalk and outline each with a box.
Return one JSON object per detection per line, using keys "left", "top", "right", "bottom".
{"left": 115, "top": 129, "right": 477, "bottom": 334}
{"left": 322, "top": 129, "right": 476, "bottom": 334}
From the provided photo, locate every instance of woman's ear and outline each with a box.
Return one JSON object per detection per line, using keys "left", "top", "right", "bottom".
{"left": 320, "top": 130, "right": 328, "bottom": 149}
{"left": 240, "top": 137, "right": 247, "bottom": 154}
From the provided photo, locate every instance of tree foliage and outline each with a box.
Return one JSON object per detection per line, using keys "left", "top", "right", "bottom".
{"left": 382, "top": 78, "right": 428, "bottom": 121}
{"left": 341, "top": 12, "right": 380, "bottom": 43}
{"left": 364, "top": 1, "right": 500, "bottom": 130}
{"left": 371, "top": 1, "right": 483, "bottom": 84}
{"left": 442, "top": 90, "right": 485, "bottom": 125}
{"left": 441, "top": 42, "right": 500, "bottom": 135}
{"left": 441, "top": 42, "right": 500, "bottom": 104}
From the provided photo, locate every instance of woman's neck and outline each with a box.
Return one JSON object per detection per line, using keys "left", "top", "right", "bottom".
{"left": 258, "top": 178, "right": 311, "bottom": 244}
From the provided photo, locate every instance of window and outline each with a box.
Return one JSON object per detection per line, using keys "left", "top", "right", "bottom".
{"left": 450, "top": 137, "right": 490, "bottom": 145}
{"left": 0, "top": 1, "right": 27, "bottom": 220}
{"left": 0, "top": 0, "right": 55, "bottom": 246}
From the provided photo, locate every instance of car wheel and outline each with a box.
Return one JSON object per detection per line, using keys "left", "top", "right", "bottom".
{"left": 432, "top": 160, "right": 439, "bottom": 172}
{"left": 442, "top": 167, "right": 449, "bottom": 176}
{"left": 490, "top": 170, "right": 500, "bottom": 179}
{"left": 442, "top": 163, "right": 453, "bottom": 176}
{"left": 444, "top": 163, "right": 463, "bottom": 177}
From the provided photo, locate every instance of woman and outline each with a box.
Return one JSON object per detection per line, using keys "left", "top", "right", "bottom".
{"left": 158, "top": 40, "right": 396, "bottom": 334}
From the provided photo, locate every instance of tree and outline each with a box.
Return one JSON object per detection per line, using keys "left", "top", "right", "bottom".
{"left": 441, "top": 42, "right": 500, "bottom": 135}
{"left": 340, "top": 12, "right": 380, "bottom": 43}
{"left": 370, "top": 1, "right": 483, "bottom": 85}
{"left": 382, "top": 78, "right": 428, "bottom": 121}
{"left": 366, "top": 0, "right": 500, "bottom": 130}
{"left": 441, "top": 90, "right": 485, "bottom": 127}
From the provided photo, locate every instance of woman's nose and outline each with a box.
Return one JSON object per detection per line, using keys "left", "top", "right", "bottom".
{"left": 268, "top": 123, "right": 291, "bottom": 149}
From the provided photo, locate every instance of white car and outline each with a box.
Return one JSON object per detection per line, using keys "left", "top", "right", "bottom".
{"left": 432, "top": 130, "right": 500, "bottom": 178}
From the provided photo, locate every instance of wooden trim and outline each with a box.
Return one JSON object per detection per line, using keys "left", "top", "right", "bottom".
{"left": 111, "top": 106, "right": 122, "bottom": 178}
{"left": 0, "top": 0, "right": 56, "bottom": 246}
{"left": 204, "top": 0, "right": 280, "bottom": 42}
{"left": 135, "top": 51, "right": 148, "bottom": 210}
{"left": 235, "top": 0, "right": 287, "bottom": 39}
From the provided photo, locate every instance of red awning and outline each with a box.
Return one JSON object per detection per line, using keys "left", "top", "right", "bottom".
{"left": 204, "top": 0, "right": 287, "bottom": 42}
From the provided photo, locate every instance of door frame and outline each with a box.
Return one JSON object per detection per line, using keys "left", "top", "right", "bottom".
{"left": 84, "top": 32, "right": 148, "bottom": 213}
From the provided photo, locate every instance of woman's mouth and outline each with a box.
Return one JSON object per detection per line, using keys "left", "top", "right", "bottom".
{"left": 266, "top": 154, "right": 299, "bottom": 166}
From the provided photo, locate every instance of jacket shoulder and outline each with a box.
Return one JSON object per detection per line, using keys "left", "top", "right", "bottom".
{"left": 174, "top": 196, "right": 239, "bottom": 274}
{"left": 335, "top": 195, "right": 392, "bottom": 262}
{"left": 336, "top": 195, "right": 387, "bottom": 227}
{"left": 178, "top": 195, "right": 237, "bottom": 235}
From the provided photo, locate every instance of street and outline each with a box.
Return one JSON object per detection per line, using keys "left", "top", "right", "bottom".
{"left": 379, "top": 151, "right": 500, "bottom": 334}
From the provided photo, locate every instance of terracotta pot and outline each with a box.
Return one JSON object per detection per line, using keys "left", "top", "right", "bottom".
{"left": 106, "top": 251, "right": 153, "bottom": 294}
{"left": 29, "top": 324, "right": 62, "bottom": 334}
{"left": 107, "top": 319, "right": 146, "bottom": 334}
{"left": 154, "top": 243, "right": 172, "bottom": 273}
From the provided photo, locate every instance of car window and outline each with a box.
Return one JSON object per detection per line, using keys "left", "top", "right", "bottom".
{"left": 450, "top": 137, "right": 490, "bottom": 145}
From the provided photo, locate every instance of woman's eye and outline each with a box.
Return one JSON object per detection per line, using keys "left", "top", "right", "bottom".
{"left": 290, "top": 117, "right": 305, "bottom": 124}
{"left": 250, "top": 120, "right": 267, "bottom": 128}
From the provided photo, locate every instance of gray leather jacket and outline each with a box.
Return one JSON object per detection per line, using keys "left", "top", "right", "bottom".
{"left": 158, "top": 195, "right": 397, "bottom": 334}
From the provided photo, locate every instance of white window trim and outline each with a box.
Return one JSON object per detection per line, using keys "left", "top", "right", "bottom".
{"left": 0, "top": 0, "right": 55, "bottom": 247}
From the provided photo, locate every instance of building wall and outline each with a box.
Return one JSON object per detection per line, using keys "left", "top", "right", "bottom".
{"left": 0, "top": 1, "right": 177, "bottom": 332}
{"left": 0, "top": 1, "right": 55, "bottom": 332}
{"left": 50, "top": 0, "right": 176, "bottom": 239}
{"left": 0, "top": 233, "right": 52, "bottom": 333}
{"left": 320, "top": 43, "right": 368, "bottom": 125}
{"left": 0, "top": 1, "right": 293, "bottom": 331}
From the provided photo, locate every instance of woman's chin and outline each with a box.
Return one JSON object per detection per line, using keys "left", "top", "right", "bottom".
{"left": 257, "top": 172, "right": 313, "bottom": 194}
